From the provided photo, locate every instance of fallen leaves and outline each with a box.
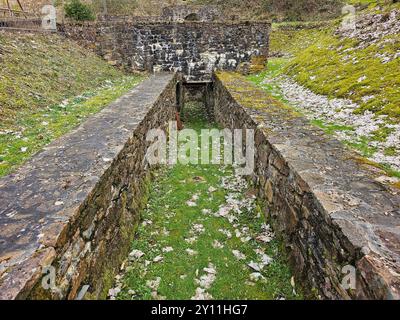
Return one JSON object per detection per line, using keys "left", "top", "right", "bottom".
{"left": 129, "top": 249, "right": 145, "bottom": 261}
{"left": 192, "top": 263, "right": 217, "bottom": 299}
{"left": 232, "top": 250, "right": 246, "bottom": 261}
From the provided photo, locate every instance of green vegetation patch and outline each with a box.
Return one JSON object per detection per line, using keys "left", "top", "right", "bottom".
{"left": 0, "top": 76, "right": 144, "bottom": 177}
{"left": 0, "top": 32, "right": 124, "bottom": 124}
{"left": 284, "top": 33, "right": 400, "bottom": 120}
{"left": 0, "top": 31, "right": 145, "bottom": 177}
{"left": 216, "top": 71, "right": 301, "bottom": 118}
{"left": 116, "top": 103, "right": 301, "bottom": 300}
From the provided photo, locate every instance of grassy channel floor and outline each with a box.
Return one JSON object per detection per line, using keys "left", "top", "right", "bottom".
{"left": 113, "top": 103, "right": 301, "bottom": 301}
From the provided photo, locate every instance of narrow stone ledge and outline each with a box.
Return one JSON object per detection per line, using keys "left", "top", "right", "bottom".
{"left": 213, "top": 71, "right": 400, "bottom": 300}
{"left": 0, "top": 73, "right": 177, "bottom": 300}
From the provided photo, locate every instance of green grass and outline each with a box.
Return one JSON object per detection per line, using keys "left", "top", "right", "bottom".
{"left": 310, "top": 119, "right": 354, "bottom": 135}
{"left": 116, "top": 103, "right": 301, "bottom": 300}
{"left": 0, "top": 32, "right": 125, "bottom": 124}
{"left": 284, "top": 33, "right": 400, "bottom": 120}
{"left": 0, "top": 75, "right": 144, "bottom": 177}
{"left": 268, "top": 4, "right": 400, "bottom": 122}
{"left": 248, "top": 58, "right": 400, "bottom": 179}
{"left": 0, "top": 31, "right": 146, "bottom": 177}
{"left": 247, "top": 58, "right": 290, "bottom": 102}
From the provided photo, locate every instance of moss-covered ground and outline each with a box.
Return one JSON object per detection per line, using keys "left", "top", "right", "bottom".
{"left": 115, "top": 103, "right": 301, "bottom": 300}
{"left": 270, "top": 8, "right": 400, "bottom": 121}
{"left": 248, "top": 3, "right": 400, "bottom": 179}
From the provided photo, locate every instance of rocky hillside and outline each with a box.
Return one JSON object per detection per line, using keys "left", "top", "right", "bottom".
{"left": 253, "top": 2, "right": 400, "bottom": 179}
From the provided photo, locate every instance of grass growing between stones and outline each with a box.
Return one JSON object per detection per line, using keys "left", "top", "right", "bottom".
{"left": 0, "top": 76, "right": 144, "bottom": 177}
{"left": 113, "top": 103, "right": 301, "bottom": 300}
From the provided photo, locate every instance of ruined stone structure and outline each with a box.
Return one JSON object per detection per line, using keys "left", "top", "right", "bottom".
{"left": 213, "top": 72, "right": 400, "bottom": 300}
{"left": 60, "top": 6, "right": 270, "bottom": 82}
{"left": 1, "top": 70, "right": 399, "bottom": 300}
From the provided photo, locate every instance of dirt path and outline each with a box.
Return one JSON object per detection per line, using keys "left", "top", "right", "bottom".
{"left": 108, "top": 103, "right": 301, "bottom": 300}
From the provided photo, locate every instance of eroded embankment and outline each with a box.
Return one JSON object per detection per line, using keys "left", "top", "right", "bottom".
{"left": 213, "top": 72, "right": 400, "bottom": 300}
{"left": 0, "top": 74, "right": 176, "bottom": 300}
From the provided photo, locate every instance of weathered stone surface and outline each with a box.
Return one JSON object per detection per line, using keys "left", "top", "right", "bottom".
{"left": 213, "top": 72, "right": 400, "bottom": 300}
{"left": 60, "top": 21, "right": 270, "bottom": 82}
{"left": 0, "top": 74, "right": 177, "bottom": 300}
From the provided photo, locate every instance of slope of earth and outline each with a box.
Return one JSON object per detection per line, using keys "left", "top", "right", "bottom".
{"left": 0, "top": 31, "right": 144, "bottom": 177}
{"left": 250, "top": 3, "right": 400, "bottom": 182}
{"left": 108, "top": 103, "right": 302, "bottom": 301}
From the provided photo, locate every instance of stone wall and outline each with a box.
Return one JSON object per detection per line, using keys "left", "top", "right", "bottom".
{"left": 213, "top": 72, "right": 400, "bottom": 300}
{"left": 59, "top": 21, "right": 270, "bottom": 81}
{"left": 0, "top": 74, "right": 177, "bottom": 300}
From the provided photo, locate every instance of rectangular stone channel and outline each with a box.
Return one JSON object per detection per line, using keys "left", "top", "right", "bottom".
{"left": 213, "top": 72, "right": 400, "bottom": 300}
{"left": 0, "top": 73, "right": 177, "bottom": 300}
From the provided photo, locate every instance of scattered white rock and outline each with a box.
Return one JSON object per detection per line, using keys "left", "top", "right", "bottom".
{"left": 142, "top": 219, "right": 153, "bottom": 227}
{"left": 248, "top": 261, "right": 262, "bottom": 272}
{"left": 218, "top": 229, "right": 232, "bottom": 239}
{"left": 232, "top": 250, "right": 246, "bottom": 261}
{"left": 153, "top": 256, "right": 163, "bottom": 263}
{"left": 195, "top": 263, "right": 217, "bottom": 289}
{"left": 129, "top": 249, "right": 145, "bottom": 260}
{"left": 185, "top": 237, "right": 198, "bottom": 244}
{"left": 146, "top": 277, "right": 161, "bottom": 291}
{"left": 212, "top": 240, "right": 224, "bottom": 249}
{"left": 191, "top": 288, "right": 213, "bottom": 300}
{"left": 186, "top": 249, "right": 198, "bottom": 256}
{"left": 261, "top": 74, "right": 400, "bottom": 171}
{"left": 191, "top": 224, "right": 205, "bottom": 234}
{"left": 249, "top": 272, "right": 265, "bottom": 282}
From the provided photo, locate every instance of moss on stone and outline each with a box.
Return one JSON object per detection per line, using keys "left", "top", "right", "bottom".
{"left": 216, "top": 71, "right": 302, "bottom": 119}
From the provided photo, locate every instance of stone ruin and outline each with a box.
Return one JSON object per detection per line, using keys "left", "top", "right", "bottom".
{"left": 1, "top": 4, "right": 399, "bottom": 301}
{"left": 60, "top": 5, "right": 270, "bottom": 82}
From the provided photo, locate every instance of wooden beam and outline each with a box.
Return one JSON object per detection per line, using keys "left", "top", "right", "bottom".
{"left": 15, "top": 0, "right": 27, "bottom": 18}
{"left": 6, "top": 0, "right": 13, "bottom": 17}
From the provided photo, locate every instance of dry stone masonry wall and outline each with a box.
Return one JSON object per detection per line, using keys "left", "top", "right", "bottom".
{"left": 60, "top": 21, "right": 270, "bottom": 82}
{"left": 213, "top": 72, "right": 400, "bottom": 300}
{"left": 0, "top": 74, "right": 177, "bottom": 300}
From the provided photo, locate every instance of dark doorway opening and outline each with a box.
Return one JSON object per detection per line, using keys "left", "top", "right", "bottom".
{"left": 184, "top": 13, "right": 200, "bottom": 21}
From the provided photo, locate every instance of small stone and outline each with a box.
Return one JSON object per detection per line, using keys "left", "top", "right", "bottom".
{"left": 129, "top": 249, "right": 145, "bottom": 260}
{"left": 232, "top": 250, "right": 246, "bottom": 260}
{"left": 186, "top": 249, "right": 198, "bottom": 256}
{"left": 162, "top": 247, "right": 174, "bottom": 253}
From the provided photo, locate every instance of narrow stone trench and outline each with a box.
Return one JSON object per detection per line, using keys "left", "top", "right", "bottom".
{"left": 108, "top": 102, "right": 302, "bottom": 300}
